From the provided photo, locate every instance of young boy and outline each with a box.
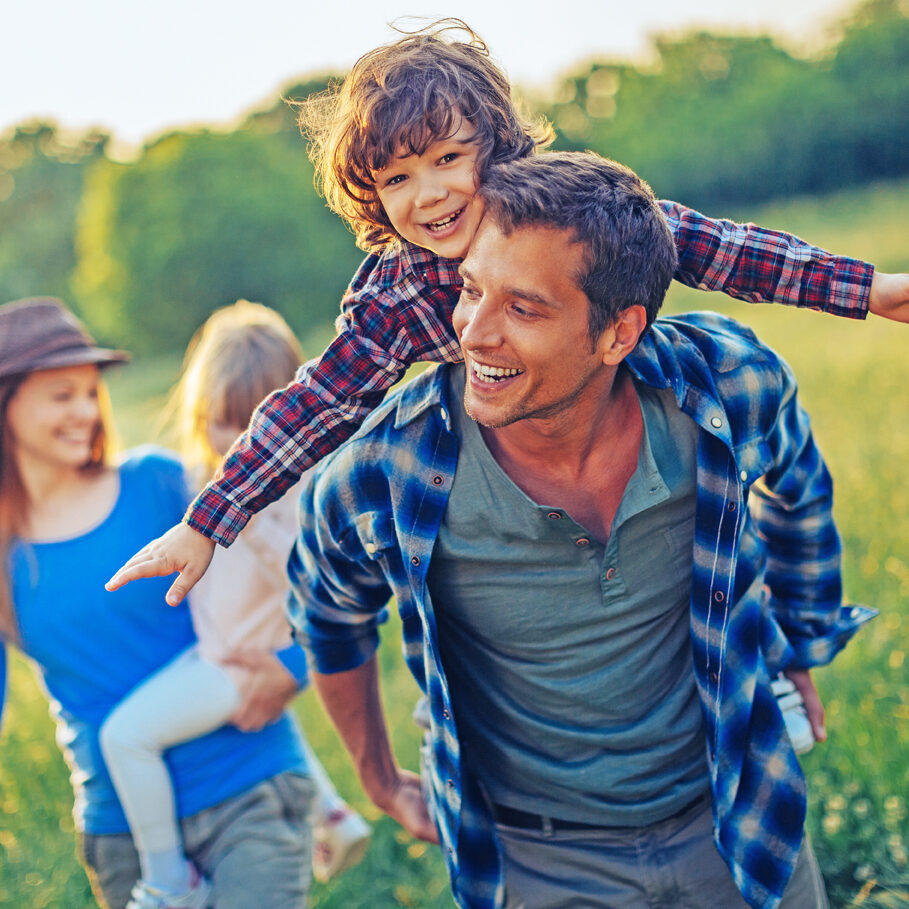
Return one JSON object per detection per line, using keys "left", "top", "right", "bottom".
{"left": 107, "top": 19, "right": 909, "bottom": 602}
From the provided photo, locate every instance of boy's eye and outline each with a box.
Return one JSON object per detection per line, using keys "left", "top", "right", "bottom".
{"left": 385, "top": 174, "right": 407, "bottom": 187}
{"left": 439, "top": 153, "right": 458, "bottom": 165}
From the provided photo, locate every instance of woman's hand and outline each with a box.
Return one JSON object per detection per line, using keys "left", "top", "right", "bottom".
{"left": 224, "top": 650, "right": 299, "bottom": 731}
{"left": 105, "top": 522, "right": 215, "bottom": 605}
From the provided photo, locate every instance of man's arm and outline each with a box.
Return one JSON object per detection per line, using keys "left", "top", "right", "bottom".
{"left": 312, "top": 657, "right": 438, "bottom": 843}
{"left": 747, "top": 356, "right": 875, "bottom": 669}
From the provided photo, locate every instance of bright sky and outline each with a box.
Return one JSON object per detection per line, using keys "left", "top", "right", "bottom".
{"left": 4, "top": 0, "right": 855, "bottom": 151}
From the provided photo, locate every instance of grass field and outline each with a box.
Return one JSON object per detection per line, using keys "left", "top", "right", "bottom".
{"left": 1, "top": 178, "right": 908, "bottom": 908}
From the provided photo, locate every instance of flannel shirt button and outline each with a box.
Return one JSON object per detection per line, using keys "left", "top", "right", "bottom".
{"left": 365, "top": 542, "right": 377, "bottom": 555}
{"left": 432, "top": 475, "right": 444, "bottom": 486}
{"left": 713, "top": 591, "right": 724, "bottom": 602}
{"left": 727, "top": 502, "right": 737, "bottom": 512}
{"left": 710, "top": 416, "right": 723, "bottom": 428}
{"left": 440, "top": 407, "right": 448, "bottom": 422}
{"left": 740, "top": 470, "right": 748, "bottom": 482}
{"left": 850, "top": 606, "right": 861, "bottom": 618}
{"left": 411, "top": 556, "right": 421, "bottom": 566}
{"left": 447, "top": 779, "right": 455, "bottom": 789}
{"left": 443, "top": 709, "right": 451, "bottom": 720}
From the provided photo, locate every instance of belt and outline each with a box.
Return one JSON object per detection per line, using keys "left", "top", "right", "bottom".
{"left": 491, "top": 792, "right": 710, "bottom": 834}
{"left": 491, "top": 803, "right": 612, "bottom": 832}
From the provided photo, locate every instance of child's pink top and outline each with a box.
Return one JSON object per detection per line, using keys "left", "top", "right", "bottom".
{"left": 190, "top": 480, "right": 303, "bottom": 683}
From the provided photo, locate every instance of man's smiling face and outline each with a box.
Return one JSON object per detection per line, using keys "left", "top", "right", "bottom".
{"left": 452, "top": 218, "right": 613, "bottom": 429}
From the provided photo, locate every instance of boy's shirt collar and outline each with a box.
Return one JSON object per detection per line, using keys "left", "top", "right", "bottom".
{"left": 377, "top": 239, "right": 464, "bottom": 290}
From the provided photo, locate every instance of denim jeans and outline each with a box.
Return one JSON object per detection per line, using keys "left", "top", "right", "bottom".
{"left": 80, "top": 770, "right": 315, "bottom": 909}
{"left": 497, "top": 794, "right": 828, "bottom": 909}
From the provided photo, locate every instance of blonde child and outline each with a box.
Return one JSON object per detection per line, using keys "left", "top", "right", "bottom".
{"left": 100, "top": 301, "right": 369, "bottom": 909}
{"left": 108, "top": 21, "right": 909, "bottom": 609}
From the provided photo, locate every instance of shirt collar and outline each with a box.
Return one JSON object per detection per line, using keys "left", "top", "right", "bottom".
{"left": 385, "top": 240, "right": 464, "bottom": 288}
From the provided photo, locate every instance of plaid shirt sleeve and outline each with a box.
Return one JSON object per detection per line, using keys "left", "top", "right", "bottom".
{"left": 746, "top": 364, "right": 875, "bottom": 669}
{"left": 184, "top": 249, "right": 463, "bottom": 545}
{"left": 187, "top": 207, "right": 874, "bottom": 546}
{"left": 661, "top": 200, "right": 874, "bottom": 318}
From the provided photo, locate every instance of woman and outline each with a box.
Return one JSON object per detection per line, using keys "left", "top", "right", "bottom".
{"left": 0, "top": 297, "right": 314, "bottom": 909}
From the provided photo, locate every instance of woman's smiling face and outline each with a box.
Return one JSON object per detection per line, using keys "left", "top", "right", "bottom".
{"left": 6, "top": 364, "right": 103, "bottom": 473}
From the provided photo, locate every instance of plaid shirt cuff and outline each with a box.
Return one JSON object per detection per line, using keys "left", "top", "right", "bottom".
{"left": 184, "top": 486, "right": 252, "bottom": 547}
{"left": 824, "top": 258, "right": 875, "bottom": 319}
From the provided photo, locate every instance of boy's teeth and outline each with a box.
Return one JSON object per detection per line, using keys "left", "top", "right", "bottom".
{"left": 472, "top": 363, "right": 521, "bottom": 383}
{"left": 428, "top": 210, "right": 462, "bottom": 231}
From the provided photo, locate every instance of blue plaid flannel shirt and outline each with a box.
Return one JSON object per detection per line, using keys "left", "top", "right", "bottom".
{"left": 287, "top": 312, "right": 875, "bottom": 909}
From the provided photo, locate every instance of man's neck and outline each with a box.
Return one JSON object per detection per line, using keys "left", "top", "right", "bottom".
{"left": 477, "top": 369, "right": 643, "bottom": 542}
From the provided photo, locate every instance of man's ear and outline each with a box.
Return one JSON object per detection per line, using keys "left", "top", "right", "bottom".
{"left": 600, "top": 305, "right": 647, "bottom": 365}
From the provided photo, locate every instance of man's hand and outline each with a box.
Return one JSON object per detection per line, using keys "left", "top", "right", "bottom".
{"left": 784, "top": 667, "right": 826, "bottom": 743}
{"left": 869, "top": 272, "right": 909, "bottom": 323}
{"left": 374, "top": 770, "right": 439, "bottom": 844}
{"left": 105, "top": 522, "right": 215, "bottom": 605}
{"left": 225, "top": 650, "right": 298, "bottom": 732}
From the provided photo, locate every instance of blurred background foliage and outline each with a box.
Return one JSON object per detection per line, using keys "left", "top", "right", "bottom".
{"left": 1, "top": 0, "right": 906, "bottom": 353}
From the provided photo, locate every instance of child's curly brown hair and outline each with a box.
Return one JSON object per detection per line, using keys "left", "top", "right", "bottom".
{"left": 297, "top": 19, "right": 554, "bottom": 252}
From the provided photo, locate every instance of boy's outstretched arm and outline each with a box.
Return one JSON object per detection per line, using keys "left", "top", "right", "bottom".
{"left": 106, "top": 522, "right": 214, "bottom": 605}
{"left": 869, "top": 271, "right": 909, "bottom": 322}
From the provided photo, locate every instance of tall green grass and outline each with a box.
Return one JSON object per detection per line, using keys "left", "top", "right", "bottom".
{"left": 2, "top": 179, "right": 908, "bottom": 907}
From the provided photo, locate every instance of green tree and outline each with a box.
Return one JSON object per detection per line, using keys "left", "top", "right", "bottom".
{"left": 0, "top": 122, "right": 108, "bottom": 306}
{"left": 74, "top": 117, "right": 363, "bottom": 353}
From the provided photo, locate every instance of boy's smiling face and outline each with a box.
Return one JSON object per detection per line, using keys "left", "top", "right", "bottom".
{"left": 373, "top": 120, "right": 483, "bottom": 260}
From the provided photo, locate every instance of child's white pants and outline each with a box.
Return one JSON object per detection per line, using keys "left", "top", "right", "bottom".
{"left": 99, "top": 646, "right": 240, "bottom": 854}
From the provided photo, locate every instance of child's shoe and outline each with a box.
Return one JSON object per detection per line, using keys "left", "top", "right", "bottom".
{"left": 772, "top": 673, "right": 815, "bottom": 754}
{"left": 312, "top": 806, "right": 372, "bottom": 882}
{"left": 126, "top": 868, "right": 212, "bottom": 909}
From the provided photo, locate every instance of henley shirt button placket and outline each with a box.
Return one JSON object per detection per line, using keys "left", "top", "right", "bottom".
{"left": 575, "top": 538, "right": 591, "bottom": 547}
{"left": 605, "top": 567, "right": 616, "bottom": 580}
{"left": 547, "top": 512, "right": 561, "bottom": 520}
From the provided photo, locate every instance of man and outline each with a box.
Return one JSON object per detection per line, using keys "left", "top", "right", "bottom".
{"left": 287, "top": 152, "right": 874, "bottom": 909}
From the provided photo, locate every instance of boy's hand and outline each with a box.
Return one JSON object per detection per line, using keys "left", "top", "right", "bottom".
{"left": 869, "top": 272, "right": 909, "bottom": 322}
{"left": 105, "top": 522, "right": 215, "bottom": 605}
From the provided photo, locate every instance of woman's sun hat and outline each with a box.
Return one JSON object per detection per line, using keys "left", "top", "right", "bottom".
{"left": 0, "top": 297, "right": 129, "bottom": 381}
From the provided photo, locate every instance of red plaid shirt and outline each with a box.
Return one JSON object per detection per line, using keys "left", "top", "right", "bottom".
{"left": 186, "top": 201, "right": 874, "bottom": 544}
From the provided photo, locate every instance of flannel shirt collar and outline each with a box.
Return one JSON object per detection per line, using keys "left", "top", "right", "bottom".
{"left": 379, "top": 240, "right": 464, "bottom": 289}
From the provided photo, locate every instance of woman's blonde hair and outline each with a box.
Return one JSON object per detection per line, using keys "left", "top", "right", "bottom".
{"left": 0, "top": 373, "right": 116, "bottom": 642}
{"left": 171, "top": 300, "right": 303, "bottom": 480}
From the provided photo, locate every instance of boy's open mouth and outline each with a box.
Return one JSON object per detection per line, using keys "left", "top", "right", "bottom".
{"left": 472, "top": 362, "right": 523, "bottom": 384}
{"left": 426, "top": 208, "right": 464, "bottom": 232}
